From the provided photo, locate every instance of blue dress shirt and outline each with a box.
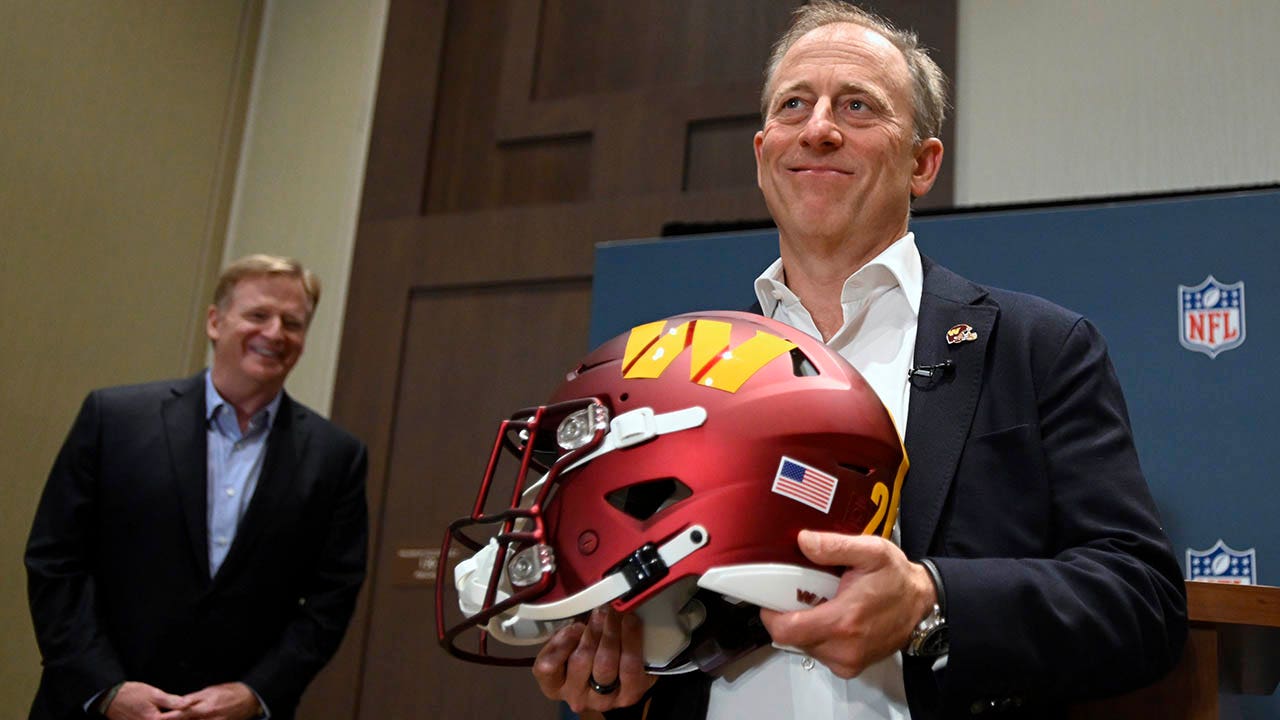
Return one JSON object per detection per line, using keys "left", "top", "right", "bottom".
{"left": 204, "top": 371, "right": 282, "bottom": 578}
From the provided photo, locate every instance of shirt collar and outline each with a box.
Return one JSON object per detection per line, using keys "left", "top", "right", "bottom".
{"left": 204, "top": 370, "right": 283, "bottom": 437}
{"left": 753, "top": 232, "right": 923, "bottom": 318}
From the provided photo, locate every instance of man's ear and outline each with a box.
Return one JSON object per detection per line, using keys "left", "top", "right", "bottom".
{"left": 753, "top": 130, "right": 766, "bottom": 189}
{"left": 909, "top": 137, "right": 944, "bottom": 199}
{"left": 206, "top": 304, "right": 221, "bottom": 344}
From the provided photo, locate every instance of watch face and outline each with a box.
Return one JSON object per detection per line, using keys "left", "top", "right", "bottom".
{"left": 921, "top": 625, "right": 949, "bottom": 656}
{"left": 908, "top": 605, "right": 948, "bottom": 657}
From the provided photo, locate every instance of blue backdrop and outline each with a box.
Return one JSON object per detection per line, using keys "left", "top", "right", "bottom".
{"left": 589, "top": 187, "right": 1279, "bottom": 716}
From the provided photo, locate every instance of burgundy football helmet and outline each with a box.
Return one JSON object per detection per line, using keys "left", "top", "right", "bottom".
{"left": 437, "top": 310, "right": 906, "bottom": 674}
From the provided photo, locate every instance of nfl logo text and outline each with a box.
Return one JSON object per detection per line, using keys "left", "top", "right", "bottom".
{"left": 1187, "top": 539, "right": 1256, "bottom": 585}
{"left": 1178, "top": 276, "right": 1245, "bottom": 358}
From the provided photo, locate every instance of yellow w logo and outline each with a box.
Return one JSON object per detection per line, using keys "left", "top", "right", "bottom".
{"left": 620, "top": 319, "right": 796, "bottom": 393}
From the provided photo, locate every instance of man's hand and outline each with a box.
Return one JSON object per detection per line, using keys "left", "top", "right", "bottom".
{"left": 760, "top": 530, "right": 936, "bottom": 678}
{"left": 532, "top": 606, "right": 656, "bottom": 714}
{"left": 103, "top": 681, "right": 187, "bottom": 720}
{"left": 172, "top": 682, "right": 262, "bottom": 720}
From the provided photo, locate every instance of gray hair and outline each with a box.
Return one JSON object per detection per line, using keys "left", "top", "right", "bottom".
{"left": 761, "top": 0, "right": 949, "bottom": 143}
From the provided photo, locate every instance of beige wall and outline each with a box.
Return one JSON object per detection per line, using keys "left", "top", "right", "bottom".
{"left": 0, "top": 0, "right": 260, "bottom": 705}
{"left": 1, "top": 0, "right": 385, "bottom": 708}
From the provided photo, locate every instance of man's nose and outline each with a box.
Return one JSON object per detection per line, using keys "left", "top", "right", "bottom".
{"left": 261, "top": 316, "right": 284, "bottom": 338}
{"left": 799, "top": 98, "right": 842, "bottom": 148}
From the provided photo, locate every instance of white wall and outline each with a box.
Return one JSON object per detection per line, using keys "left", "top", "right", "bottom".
{"left": 955, "top": 0, "right": 1280, "bottom": 206}
{"left": 224, "top": 0, "right": 389, "bottom": 416}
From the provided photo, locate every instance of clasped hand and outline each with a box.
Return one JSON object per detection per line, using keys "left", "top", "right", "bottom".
{"left": 104, "top": 681, "right": 261, "bottom": 720}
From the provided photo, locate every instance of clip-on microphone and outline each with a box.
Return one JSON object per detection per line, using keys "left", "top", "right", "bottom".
{"left": 908, "top": 359, "right": 954, "bottom": 387}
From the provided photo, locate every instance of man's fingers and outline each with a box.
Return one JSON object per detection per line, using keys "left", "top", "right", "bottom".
{"left": 591, "top": 608, "right": 623, "bottom": 687}
{"left": 615, "top": 613, "right": 657, "bottom": 706}
{"left": 759, "top": 594, "right": 854, "bottom": 649}
{"left": 797, "top": 529, "right": 885, "bottom": 568}
{"left": 533, "top": 622, "right": 585, "bottom": 698}
{"left": 561, "top": 610, "right": 604, "bottom": 711}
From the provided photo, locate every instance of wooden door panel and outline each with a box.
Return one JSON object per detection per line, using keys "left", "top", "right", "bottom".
{"left": 356, "top": 281, "right": 590, "bottom": 719}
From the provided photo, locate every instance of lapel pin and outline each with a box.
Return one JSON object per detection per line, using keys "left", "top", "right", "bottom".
{"left": 946, "top": 323, "right": 978, "bottom": 345}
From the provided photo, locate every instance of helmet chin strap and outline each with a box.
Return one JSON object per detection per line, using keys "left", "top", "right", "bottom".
{"left": 453, "top": 405, "right": 713, "bottom": 662}
{"left": 454, "top": 524, "right": 710, "bottom": 654}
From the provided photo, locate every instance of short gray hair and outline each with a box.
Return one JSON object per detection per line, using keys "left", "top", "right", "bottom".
{"left": 761, "top": 0, "right": 949, "bottom": 143}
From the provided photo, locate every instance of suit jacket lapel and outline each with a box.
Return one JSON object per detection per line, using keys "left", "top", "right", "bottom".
{"left": 162, "top": 373, "right": 212, "bottom": 582}
{"left": 213, "top": 394, "right": 307, "bottom": 582}
{"left": 901, "top": 257, "right": 996, "bottom": 558}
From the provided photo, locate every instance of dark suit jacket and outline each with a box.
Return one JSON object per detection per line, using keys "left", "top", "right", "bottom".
{"left": 26, "top": 373, "right": 368, "bottom": 720}
{"left": 614, "top": 256, "right": 1187, "bottom": 719}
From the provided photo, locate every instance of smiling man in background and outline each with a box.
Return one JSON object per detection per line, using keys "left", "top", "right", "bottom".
{"left": 26, "top": 254, "right": 368, "bottom": 720}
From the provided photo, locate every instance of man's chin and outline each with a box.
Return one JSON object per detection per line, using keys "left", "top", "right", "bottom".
{"left": 240, "top": 362, "right": 290, "bottom": 387}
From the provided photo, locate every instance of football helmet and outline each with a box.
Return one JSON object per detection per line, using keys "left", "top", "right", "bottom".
{"left": 436, "top": 310, "right": 906, "bottom": 674}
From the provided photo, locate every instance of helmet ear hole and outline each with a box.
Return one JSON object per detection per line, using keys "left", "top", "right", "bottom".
{"left": 790, "top": 348, "right": 819, "bottom": 377}
{"left": 839, "top": 461, "right": 873, "bottom": 477}
{"left": 606, "top": 478, "right": 692, "bottom": 521}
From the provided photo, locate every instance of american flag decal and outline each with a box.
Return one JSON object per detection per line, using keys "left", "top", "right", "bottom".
{"left": 772, "top": 457, "right": 838, "bottom": 513}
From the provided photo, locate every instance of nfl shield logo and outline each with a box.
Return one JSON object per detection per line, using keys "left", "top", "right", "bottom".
{"left": 1187, "top": 539, "right": 1257, "bottom": 584}
{"left": 1179, "top": 276, "right": 1245, "bottom": 358}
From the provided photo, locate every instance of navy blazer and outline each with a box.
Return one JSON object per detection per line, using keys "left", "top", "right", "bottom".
{"left": 26, "top": 373, "right": 368, "bottom": 720}
{"left": 611, "top": 256, "right": 1186, "bottom": 719}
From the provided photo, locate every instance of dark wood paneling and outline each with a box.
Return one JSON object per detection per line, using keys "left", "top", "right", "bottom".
{"left": 358, "top": 0, "right": 447, "bottom": 221}
{"left": 686, "top": 118, "right": 762, "bottom": 191}
{"left": 356, "top": 281, "right": 590, "bottom": 719}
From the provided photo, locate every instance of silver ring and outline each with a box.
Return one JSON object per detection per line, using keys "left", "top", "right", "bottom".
{"left": 588, "top": 673, "right": 620, "bottom": 695}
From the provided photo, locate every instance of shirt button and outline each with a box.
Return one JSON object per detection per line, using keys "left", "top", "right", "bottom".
{"left": 215, "top": 536, "right": 228, "bottom": 545}
{"left": 225, "top": 488, "right": 236, "bottom": 497}
{"left": 801, "top": 657, "right": 815, "bottom": 670}
{"left": 771, "top": 290, "right": 784, "bottom": 299}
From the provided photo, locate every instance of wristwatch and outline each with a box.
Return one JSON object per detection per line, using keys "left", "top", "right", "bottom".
{"left": 905, "top": 559, "right": 949, "bottom": 657}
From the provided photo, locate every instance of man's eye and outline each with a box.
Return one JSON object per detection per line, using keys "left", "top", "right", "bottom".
{"left": 848, "top": 100, "right": 866, "bottom": 111}
{"left": 782, "top": 98, "right": 804, "bottom": 110}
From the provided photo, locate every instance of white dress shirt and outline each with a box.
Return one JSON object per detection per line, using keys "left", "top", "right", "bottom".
{"left": 706, "top": 232, "right": 923, "bottom": 720}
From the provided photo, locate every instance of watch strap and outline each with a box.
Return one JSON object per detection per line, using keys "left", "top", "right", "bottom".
{"left": 919, "top": 557, "right": 946, "bottom": 616}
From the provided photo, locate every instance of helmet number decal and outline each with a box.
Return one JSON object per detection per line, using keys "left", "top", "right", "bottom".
{"left": 621, "top": 319, "right": 796, "bottom": 393}
{"left": 861, "top": 481, "right": 892, "bottom": 536}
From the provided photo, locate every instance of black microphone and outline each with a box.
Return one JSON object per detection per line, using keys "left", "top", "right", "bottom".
{"left": 908, "top": 360, "right": 954, "bottom": 386}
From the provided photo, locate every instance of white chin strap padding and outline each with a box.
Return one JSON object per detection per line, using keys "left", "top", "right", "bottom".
{"left": 456, "top": 524, "right": 709, "bottom": 650}
{"left": 453, "top": 540, "right": 571, "bottom": 646}
{"left": 633, "top": 577, "right": 709, "bottom": 670}
{"left": 454, "top": 540, "right": 505, "bottom": 618}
